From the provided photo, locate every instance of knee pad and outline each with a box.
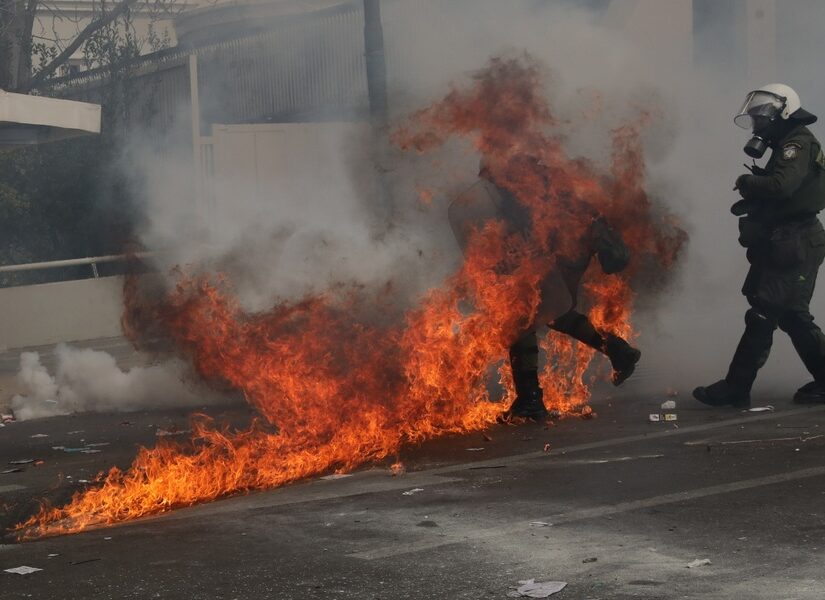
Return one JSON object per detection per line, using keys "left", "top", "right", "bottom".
{"left": 745, "top": 308, "right": 777, "bottom": 333}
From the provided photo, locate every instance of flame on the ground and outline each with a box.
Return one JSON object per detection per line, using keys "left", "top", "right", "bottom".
{"left": 15, "top": 56, "right": 685, "bottom": 539}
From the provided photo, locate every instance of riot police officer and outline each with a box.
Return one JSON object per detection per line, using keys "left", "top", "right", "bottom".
{"left": 694, "top": 84, "right": 825, "bottom": 408}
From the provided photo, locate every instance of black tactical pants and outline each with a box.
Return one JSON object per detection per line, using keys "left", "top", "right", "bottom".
{"left": 509, "top": 310, "right": 605, "bottom": 385}
{"left": 726, "top": 219, "right": 825, "bottom": 392}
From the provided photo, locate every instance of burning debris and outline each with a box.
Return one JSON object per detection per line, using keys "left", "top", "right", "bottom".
{"left": 14, "top": 55, "right": 685, "bottom": 539}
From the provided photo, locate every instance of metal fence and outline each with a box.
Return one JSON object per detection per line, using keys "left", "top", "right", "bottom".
{"left": 45, "top": 2, "right": 371, "bottom": 132}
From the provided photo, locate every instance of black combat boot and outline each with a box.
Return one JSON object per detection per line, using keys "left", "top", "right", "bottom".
{"left": 693, "top": 379, "right": 751, "bottom": 408}
{"left": 505, "top": 374, "right": 548, "bottom": 420}
{"left": 604, "top": 334, "right": 642, "bottom": 386}
{"left": 793, "top": 381, "right": 825, "bottom": 404}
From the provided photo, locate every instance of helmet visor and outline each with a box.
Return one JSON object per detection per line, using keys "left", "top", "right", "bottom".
{"left": 734, "top": 91, "right": 785, "bottom": 129}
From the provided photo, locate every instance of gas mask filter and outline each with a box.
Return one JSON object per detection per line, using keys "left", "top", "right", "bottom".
{"left": 744, "top": 135, "right": 768, "bottom": 159}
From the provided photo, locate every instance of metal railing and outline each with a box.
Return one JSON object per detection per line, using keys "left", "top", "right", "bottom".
{"left": 0, "top": 252, "right": 152, "bottom": 278}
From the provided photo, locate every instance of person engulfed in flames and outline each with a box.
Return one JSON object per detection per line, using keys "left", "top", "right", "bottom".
{"left": 458, "top": 159, "right": 642, "bottom": 420}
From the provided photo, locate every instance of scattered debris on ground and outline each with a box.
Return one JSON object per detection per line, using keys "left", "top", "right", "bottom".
{"left": 402, "top": 488, "right": 424, "bottom": 496}
{"left": 508, "top": 579, "right": 567, "bottom": 598}
{"left": 52, "top": 446, "right": 102, "bottom": 454}
{"left": 686, "top": 558, "right": 711, "bottom": 568}
{"left": 416, "top": 520, "right": 438, "bottom": 528}
{"left": 661, "top": 400, "right": 677, "bottom": 410}
{"left": 4, "top": 566, "right": 42, "bottom": 575}
{"left": 320, "top": 474, "right": 352, "bottom": 481}
{"left": 582, "top": 557, "right": 597, "bottom": 563}
{"left": 155, "top": 428, "right": 191, "bottom": 437}
{"left": 69, "top": 558, "right": 101, "bottom": 566}
{"left": 746, "top": 406, "right": 774, "bottom": 413}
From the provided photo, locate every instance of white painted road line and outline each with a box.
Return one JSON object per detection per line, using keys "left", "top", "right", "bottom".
{"left": 352, "top": 464, "right": 825, "bottom": 560}
{"left": 421, "top": 405, "right": 825, "bottom": 475}
{"left": 0, "top": 484, "right": 26, "bottom": 493}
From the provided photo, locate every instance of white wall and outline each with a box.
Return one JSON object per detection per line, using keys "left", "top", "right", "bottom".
{"left": 0, "top": 276, "right": 124, "bottom": 350}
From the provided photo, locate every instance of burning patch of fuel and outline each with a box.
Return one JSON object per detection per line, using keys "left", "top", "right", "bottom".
{"left": 14, "top": 54, "right": 686, "bottom": 539}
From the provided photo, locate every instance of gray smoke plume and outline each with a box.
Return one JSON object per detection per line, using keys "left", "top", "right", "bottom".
{"left": 11, "top": 344, "right": 225, "bottom": 421}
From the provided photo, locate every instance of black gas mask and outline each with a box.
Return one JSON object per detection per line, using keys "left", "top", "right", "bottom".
{"left": 735, "top": 92, "right": 787, "bottom": 159}
{"left": 744, "top": 133, "right": 769, "bottom": 159}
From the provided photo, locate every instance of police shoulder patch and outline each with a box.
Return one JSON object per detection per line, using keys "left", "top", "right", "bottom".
{"left": 782, "top": 142, "right": 802, "bottom": 161}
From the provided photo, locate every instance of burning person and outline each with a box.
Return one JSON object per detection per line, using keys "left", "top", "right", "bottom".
{"left": 694, "top": 84, "right": 825, "bottom": 407}
{"left": 451, "top": 159, "right": 642, "bottom": 420}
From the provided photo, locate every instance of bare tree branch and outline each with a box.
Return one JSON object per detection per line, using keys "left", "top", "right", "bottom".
{"left": 20, "top": 0, "right": 138, "bottom": 91}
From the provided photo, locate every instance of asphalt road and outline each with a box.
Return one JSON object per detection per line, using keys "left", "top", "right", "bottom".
{"left": 1, "top": 390, "right": 824, "bottom": 599}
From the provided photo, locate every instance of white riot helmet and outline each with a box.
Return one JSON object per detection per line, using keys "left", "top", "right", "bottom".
{"left": 735, "top": 84, "right": 817, "bottom": 158}
{"left": 735, "top": 83, "right": 816, "bottom": 130}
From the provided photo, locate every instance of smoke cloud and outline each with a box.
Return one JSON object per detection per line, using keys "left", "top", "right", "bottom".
{"left": 19, "top": 0, "right": 819, "bottom": 413}
{"left": 11, "top": 344, "right": 225, "bottom": 421}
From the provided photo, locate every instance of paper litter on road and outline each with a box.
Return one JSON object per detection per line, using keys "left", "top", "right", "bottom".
{"left": 4, "top": 566, "right": 42, "bottom": 575}
{"left": 402, "top": 488, "right": 424, "bottom": 496}
{"left": 661, "top": 400, "right": 677, "bottom": 410}
{"left": 155, "top": 428, "right": 191, "bottom": 437}
{"left": 8, "top": 459, "right": 35, "bottom": 465}
{"left": 686, "top": 558, "right": 711, "bottom": 568}
{"left": 29, "top": 434, "right": 49, "bottom": 438}
{"left": 320, "top": 474, "right": 352, "bottom": 480}
{"left": 746, "top": 405, "right": 774, "bottom": 412}
{"left": 2, "top": 468, "right": 23, "bottom": 474}
{"left": 648, "top": 414, "right": 661, "bottom": 422}
{"left": 55, "top": 446, "right": 103, "bottom": 454}
{"left": 529, "top": 521, "right": 552, "bottom": 527}
{"left": 508, "top": 579, "right": 567, "bottom": 598}
{"left": 465, "top": 447, "right": 485, "bottom": 451}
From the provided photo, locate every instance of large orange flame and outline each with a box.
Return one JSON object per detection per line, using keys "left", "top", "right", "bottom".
{"left": 14, "top": 55, "right": 685, "bottom": 539}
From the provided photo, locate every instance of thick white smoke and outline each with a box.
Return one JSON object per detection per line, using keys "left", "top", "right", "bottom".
{"left": 10, "top": 344, "right": 225, "bottom": 421}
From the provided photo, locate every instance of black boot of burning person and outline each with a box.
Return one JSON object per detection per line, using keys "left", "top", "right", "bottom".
{"left": 505, "top": 332, "right": 548, "bottom": 420}
{"left": 506, "top": 372, "right": 548, "bottom": 420}
{"left": 551, "top": 311, "right": 641, "bottom": 386}
{"left": 603, "top": 334, "right": 642, "bottom": 386}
